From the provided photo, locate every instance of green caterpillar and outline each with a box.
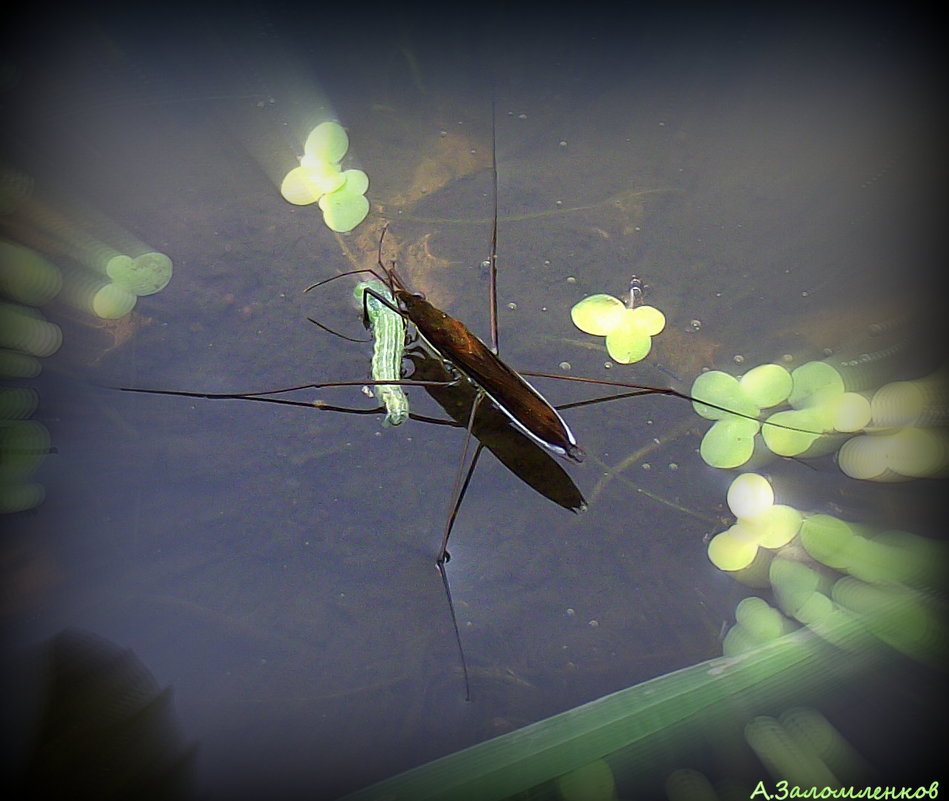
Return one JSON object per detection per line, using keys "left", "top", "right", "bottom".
{"left": 353, "top": 280, "right": 409, "bottom": 427}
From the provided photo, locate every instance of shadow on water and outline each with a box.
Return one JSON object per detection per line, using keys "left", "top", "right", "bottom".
{"left": 1, "top": 3, "right": 944, "bottom": 799}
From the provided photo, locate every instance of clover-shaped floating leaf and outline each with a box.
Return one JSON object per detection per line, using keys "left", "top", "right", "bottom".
{"left": 691, "top": 364, "right": 829, "bottom": 466}
{"left": 281, "top": 122, "right": 371, "bottom": 233}
{"left": 707, "top": 473, "right": 805, "bottom": 574}
{"left": 570, "top": 293, "right": 665, "bottom": 364}
{"left": 106, "top": 252, "right": 173, "bottom": 296}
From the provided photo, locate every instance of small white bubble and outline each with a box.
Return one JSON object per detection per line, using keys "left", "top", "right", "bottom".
{"left": 507, "top": 302, "right": 517, "bottom": 311}
{"left": 566, "top": 276, "right": 577, "bottom": 284}
{"left": 588, "top": 619, "right": 599, "bottom": 628}
{"left": 517, "top": 113, "right": 527, "bottom": 119}
{"left": 559, "top": 361, "right": 572, "bottom": 372}
{"left": 690, "top": 319, "right": 702, "bottom": 331}
{"left": 733, "top": 354, "right": 745, "bottom": 365}
{"left": 559, "top": 140, "right": 568, "bottom": 147}
{"left": 566, "top": 607, "right": 576, "bottom": 617}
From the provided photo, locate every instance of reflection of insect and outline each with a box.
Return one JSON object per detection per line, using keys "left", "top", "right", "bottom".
{"left": 121, "top": 114, "right": 812, "bottom": 700}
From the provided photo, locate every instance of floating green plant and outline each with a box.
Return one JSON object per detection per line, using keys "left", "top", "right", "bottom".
{"left": 706, "top": 473, "right": 802, "bottom": 571}
{"left": 570, "top": 292, "right": 665, "bottom": 364}
{"left": 689, "top": 362, "right": 874, "bottom": 465}
{"left": 106, "top": 252, "right": 173, "bottom": 296}
{"left": 281, "top": 121, "right": 370, "bottom": 233}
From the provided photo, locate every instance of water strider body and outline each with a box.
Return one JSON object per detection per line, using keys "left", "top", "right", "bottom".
{"left": 369, "top": 259, "right": 584, "bottom": 462}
